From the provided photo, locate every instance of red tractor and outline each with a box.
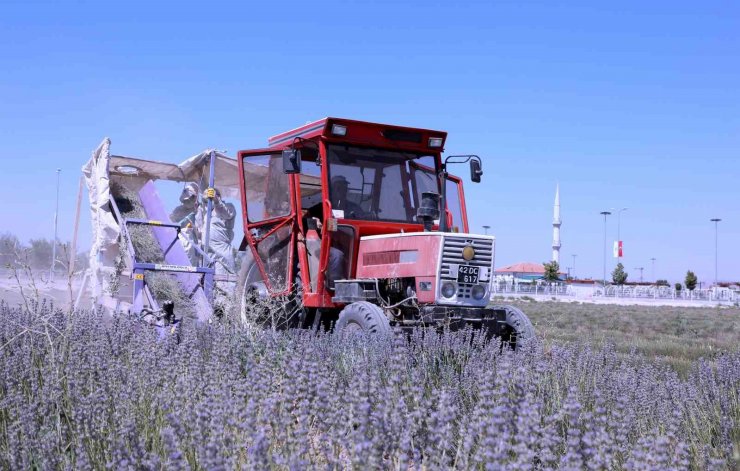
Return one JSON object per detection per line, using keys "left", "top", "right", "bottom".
{"left": 237, "top": 118, "right": 534, "bottom": 348}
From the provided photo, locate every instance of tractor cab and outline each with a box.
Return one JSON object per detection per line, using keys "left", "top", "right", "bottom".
{"left": 237, "top": 118, "right": 534, "bottom": 347}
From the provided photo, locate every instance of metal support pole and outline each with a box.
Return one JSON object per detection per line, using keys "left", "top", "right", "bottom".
{"left": 69, "top": 176, "right": 84, "bottom": 278}
{"left": 710, "top": 218, "right": 721, "bottom": 286}
{"left": 572, "top": 254, "right": 577, "bottom": 280}
{"left": 650, "top": 257, "right": 656, "bottom": 282}
{"left": 202, "top": 151, "right": 217, "bottom": 266}
{"left": 132, "top": 270, "right": 145, "bottom": 314}
{"left": 600, "top": 211, "right": 611, "bottom": 287}
{"left": 50, "top": 169, "right": 61, "bottom": 282}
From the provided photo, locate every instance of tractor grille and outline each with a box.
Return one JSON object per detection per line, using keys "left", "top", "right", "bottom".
{"left": 440, "top": 236, "right": 494, "bottom": 300}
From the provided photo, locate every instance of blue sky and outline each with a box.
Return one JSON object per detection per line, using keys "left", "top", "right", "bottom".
{"left": 1, "top": 0, "right": 738, "bottom": 283}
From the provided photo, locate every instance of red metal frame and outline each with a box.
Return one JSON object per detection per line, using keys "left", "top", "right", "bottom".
{"left": 237, "top": 149, "right": 297, "bottom": 296}
{"left": 446, "top": 174, "right": 469, "bottom": 233}
{"left": 238, "top": 118, "right": 469, "bottom": 309}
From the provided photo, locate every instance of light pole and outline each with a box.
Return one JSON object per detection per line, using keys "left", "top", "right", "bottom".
{"left": 634, "top": 267, "right": 644, "bottom": 283}
{"left": 600, "top": 211, "right": 612, "bottom": 286}
{"left": 616, "top": 207, "right": 628, "bottom": 263}
{"left": 710, "top": 218, "right": 721, "bottom": 286}
{"left": 50, "top": 168, "right": 61, "bottom": 282}
{"left": 572, "top": 254, "right": 577, "bottom": 280}
{"left": 650, "top": 257, "right": 656, "bottom": 282}
{"left": 482, "top": 225, "right": 490, "bottom": 235}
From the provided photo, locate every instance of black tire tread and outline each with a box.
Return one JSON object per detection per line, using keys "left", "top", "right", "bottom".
{"left": 335, "top": 301, "right": 391, "bottom": 335}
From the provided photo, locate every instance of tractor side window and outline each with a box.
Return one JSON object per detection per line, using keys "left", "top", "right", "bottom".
{"left": 256, "top": 224, "right": 292, "bottom": 291}
{"left": 299, "top": 158, "right": 323, "bottom": 213}
{"left": 446, "top": 178, "right": 464, "bottom": 233}
{"left": 377, "top": 164, "right": 405, "bottom": 221}
{"left": 410, "top": 157, "right": 438, "bottom": 207}
{"left": 243, "top": 154, "right": 291, "bottom": 223}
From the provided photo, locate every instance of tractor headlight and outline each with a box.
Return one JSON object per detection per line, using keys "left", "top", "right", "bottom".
{"left": 471, "top": 284, "right": 487, "bottom": 300}
{"left": 441, "top": 282, "right": 456, "bottom": 299}
{"left": 462, "top": 246, "right": 475, "bottom": 261}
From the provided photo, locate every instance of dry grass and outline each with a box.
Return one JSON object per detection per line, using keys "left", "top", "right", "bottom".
{"left": 514, "top": 301, "right": 740, "bottom": 374}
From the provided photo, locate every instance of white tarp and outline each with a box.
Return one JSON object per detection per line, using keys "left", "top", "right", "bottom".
{"left": 109, "top": 156, "right": 185, "bottom": 182}
{"left": 82, "top": 138, "right": 120, "bottom": 301}
{"left": 108, "top": 151, "right": 270, "bottom": 201}
{"left": 179, "top": 151, "right": 242, "bottom": 199}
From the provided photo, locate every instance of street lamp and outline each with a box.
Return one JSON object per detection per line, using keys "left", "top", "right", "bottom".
{"left": 600, "top": 211, "right": 612, "bottom": 286}
{"left": 634, "top": 267, "right": 644, "bottom": 283}
{"left": 482, "top": 225, "right": 490, "bottom": 235}
{"left": 50, "top": 168, "right": 61, "bottom": 282}
{"left": 616, "top": 207, "right": 628, "bottom": 262}
{"left": 650, "top": 257, "right": 656, "bottom": 282}
{"left": 710, "top": 218, "right": 721, "bottom": 286}
{"left": 572, "top": 254, "right": 577, "bottom": 280}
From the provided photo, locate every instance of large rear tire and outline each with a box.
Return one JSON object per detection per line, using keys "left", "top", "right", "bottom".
{"left": 236, "top": 250, "right": 266, "bottom": 326}
{"left": 491, "top": 304, "right": 536, "bottom": 350}
{"left": 237, "top": 250, "right": 305, "bottom": 330}
{"left": 335, "top": 302, "right": 391, "bottom": 336}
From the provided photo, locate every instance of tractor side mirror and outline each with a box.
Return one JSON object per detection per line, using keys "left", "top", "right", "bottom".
{"left": 282, "top": 149, "right": 302, "bottom": 174}
{"left": 470, "top": 159, "right": 483, "bottom": 183}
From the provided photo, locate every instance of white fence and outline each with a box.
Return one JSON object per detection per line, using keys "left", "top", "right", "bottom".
{"left": 491, "top": 282, "right": 572, "bottom": 297}
{"left": 595, "top": 285, "right": 738, "bottom": 302}
{"left": 491, "top": 281, "right": 739, "bottom": 304}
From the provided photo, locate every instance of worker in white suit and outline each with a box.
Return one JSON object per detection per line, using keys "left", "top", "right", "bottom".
{"left": 197, "top": 187, "right": 237, "bottom": 275}
{"left": 170, "top": 182, "right": 200, "bottom": 265}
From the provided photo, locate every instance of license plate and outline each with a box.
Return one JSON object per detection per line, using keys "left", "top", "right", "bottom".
{"left": 457, "top": 265, "right": 479, "bottom": 283}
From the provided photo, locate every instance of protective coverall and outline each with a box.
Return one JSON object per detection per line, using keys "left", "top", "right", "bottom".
{"left": 196, "top": 190, "right": 237, "bottom": 275}
{"left": 169, "top": 183, "right": 200, "bottom": 265}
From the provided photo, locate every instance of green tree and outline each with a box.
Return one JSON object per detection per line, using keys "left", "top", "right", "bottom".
{"left": 0, "top": 232, "right": 22, "bottom": 266}
{"left": 611, "top": 262, "right": 628, "bottom": 285}
{"left": 542, "top": 261, "right": 560, "bottom": 282}
{"left": 656, "top": 279, "right": 670, "bottom": 287}
{"left": 685, "top": 270, "right": 698, "bottom": 291}
{"left": 675, "top": 282, "right": 682, "bottom": 292}
{"left": 28, "top": 238, "right": 54, "bottom": 269}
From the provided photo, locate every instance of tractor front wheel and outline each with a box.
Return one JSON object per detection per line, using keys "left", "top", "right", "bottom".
{"left": 491, "top": 304, "right": 536, "bottom": 350}
{"left": 334, "top": 302, "right": 391, "bottom": 336}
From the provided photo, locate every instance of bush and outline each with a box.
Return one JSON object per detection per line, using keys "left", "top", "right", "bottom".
{"left": 675, "top": 282, "right": 683, "bottom": 292}
{"left": 542, "top": 260, "right": 560, "bottom": 282}
{"left": 685, "top": 271, "right": 698, "bottom": 291}
{"left": 0, "top": 301, "right": 737, "bottom": 469}
{"left": 612, "top": 262, "right": 628, "bottom": 285}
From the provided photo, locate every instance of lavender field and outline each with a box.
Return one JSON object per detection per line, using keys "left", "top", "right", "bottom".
{"left": 0, "top": 301, "right": 738, "bottom": 470}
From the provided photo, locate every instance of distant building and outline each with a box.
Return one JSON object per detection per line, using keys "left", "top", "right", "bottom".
{"left": 495, "top": 261, "right": 566, "bottom": 283}
{"left": 495, "top": 262, "right": 549, "bottom": 282}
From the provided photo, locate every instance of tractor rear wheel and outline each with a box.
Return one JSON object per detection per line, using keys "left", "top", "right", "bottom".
{"left": 236, "top": 251, "right": 266, "bottom": 326}
{"left": 491, "top": 304, "right": 536, "bottom": 350}
{"left": 335, "top": 302, "right": 391, "bottom": 336}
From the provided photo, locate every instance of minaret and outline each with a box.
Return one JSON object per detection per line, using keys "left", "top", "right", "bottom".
{"left": 552, "top": 183, "right": 561, "bottom": 264}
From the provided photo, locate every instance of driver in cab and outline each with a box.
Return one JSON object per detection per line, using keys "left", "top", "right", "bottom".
{"left": 330, "top": 175, "right": 364, "bottom": 219}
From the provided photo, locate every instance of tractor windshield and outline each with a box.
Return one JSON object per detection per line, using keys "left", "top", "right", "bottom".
{"left": 327, "top": 145, "right": 439, "bottom": 223}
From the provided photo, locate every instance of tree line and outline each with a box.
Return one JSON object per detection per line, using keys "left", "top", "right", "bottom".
{"left": 0, "top": 232, "right": 88, "bottom": 271}
{"left": 542, "top": 260, "right": 709, "bottom": 290}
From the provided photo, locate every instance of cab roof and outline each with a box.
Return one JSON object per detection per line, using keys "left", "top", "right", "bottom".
{"left": 266, "top": 117, "right": 448, "bottom": 153}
